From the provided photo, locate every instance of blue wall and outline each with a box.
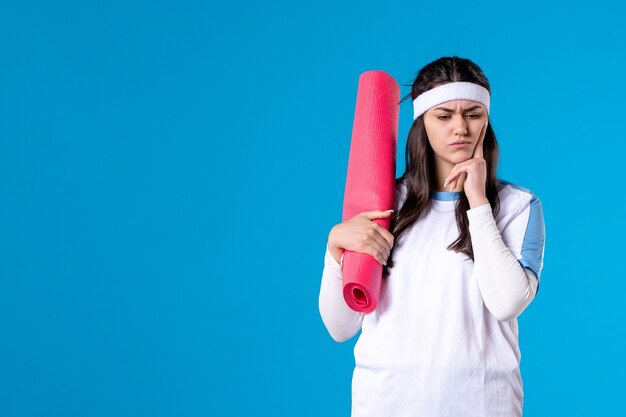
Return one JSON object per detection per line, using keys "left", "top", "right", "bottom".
{"left": 1, "top": 0, "right": 623, "bottom": 415}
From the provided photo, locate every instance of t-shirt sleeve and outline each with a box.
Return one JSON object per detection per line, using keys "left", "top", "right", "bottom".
{"left": 499, "top": 194, "right": 546, "bottom": 293}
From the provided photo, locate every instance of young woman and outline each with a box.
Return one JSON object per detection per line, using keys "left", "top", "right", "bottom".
{"left": 318, "top": 56, "right": 546, "bottom": 417}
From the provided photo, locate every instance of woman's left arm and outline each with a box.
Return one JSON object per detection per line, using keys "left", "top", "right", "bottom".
{"left": 467, "top": 202, "right": 541, "bottom": 322}
{"left": 444, "top": 120, "right": 545, "bottom": 321}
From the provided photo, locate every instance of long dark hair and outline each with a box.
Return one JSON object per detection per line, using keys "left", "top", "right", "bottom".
{"left": 382, "top": 56, "right": 501, "bottom": 278}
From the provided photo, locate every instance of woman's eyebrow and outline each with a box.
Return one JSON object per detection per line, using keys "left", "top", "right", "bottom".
{"left": 434, "top": 105, "right": 483, "bottom": 112}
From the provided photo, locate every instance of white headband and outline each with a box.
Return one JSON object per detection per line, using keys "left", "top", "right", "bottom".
{"left": 412, "top": 81, "right": 490, "bottom": 120}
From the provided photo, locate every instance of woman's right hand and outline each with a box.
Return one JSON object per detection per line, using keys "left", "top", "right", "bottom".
{"left": 328, "top": 209, "right": 395, "bottom": 266}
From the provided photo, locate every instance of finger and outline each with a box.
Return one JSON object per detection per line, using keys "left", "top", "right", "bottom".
{"left": 450, "top": 177, "right": 457, "bottom": 191}
{"left": 369, "top": 231, "right": 392, "bottom": 262}
{"left": 444, "top": 163, "right": 465, "bottom": 189}
{"left": 360, "top": 225, "right": 392, "bottom": 263}
{"left": 359, "top": 209, "right": 394, "bottom": 221}
{"left": 443, "top": 166, "right": 456, "bottom": 189}
{"left": 453, "top": 171, "right": 468, "bottom": 191}
{"left": 473, "top": 121, "right": 488, "bottom": 159}
{"left": 444, "top": 172, "right": 458, "bottom": 190}
{"left": 364, "top": 239, "right": 388, "bottom": 265}
{"left": 447, "top": 165, "right": 473, "bottom": 191}
{"left": 366, "top": 218, "right": 394, "bottom": 248}
{"left": 377, "top": 225, "right": 395, "bottom": 249}
{"left": 472, "top": 121, "right": 487, "bottom": 159}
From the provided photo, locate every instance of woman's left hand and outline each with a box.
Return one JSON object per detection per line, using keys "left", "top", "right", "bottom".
{"left": 443, "top": 121, "right": 490, "bottom": 208}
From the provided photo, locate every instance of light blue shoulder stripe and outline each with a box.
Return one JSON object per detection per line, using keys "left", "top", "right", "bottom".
{"left": 497, "top": 179, "right": 546, "bottom": 294}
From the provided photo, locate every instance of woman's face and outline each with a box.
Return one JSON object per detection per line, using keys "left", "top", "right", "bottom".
{"left": 423, "top": 99, "right": 488, "bottom": 169}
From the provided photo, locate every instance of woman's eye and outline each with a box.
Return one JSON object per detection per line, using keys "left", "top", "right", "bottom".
{"left": 437, "top": 114, "right": 482, "bottom": 120}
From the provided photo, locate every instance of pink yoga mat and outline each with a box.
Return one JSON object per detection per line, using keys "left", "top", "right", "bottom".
{"left": 342, "top": 70, "right": 399, "bottom": 314}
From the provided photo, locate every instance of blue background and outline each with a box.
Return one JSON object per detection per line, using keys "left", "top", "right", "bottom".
{"left": 1, "top": 0, "right": 624, "bottom": 416}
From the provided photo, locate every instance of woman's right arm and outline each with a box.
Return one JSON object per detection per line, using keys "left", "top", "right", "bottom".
{"left": 318, "top": 242, "right": 365, "bottom": 343}
{"left": 318, "top": 210, "right": 394, "bottom": 342}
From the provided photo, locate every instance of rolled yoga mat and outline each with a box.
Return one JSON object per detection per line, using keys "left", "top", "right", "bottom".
{"left": 342, "top": 70, "right": 399, "bottom": 314}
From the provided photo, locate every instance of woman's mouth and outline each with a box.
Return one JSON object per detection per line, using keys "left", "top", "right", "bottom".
{"left": 450, "top": 141, "right": 470, "bottom": 148}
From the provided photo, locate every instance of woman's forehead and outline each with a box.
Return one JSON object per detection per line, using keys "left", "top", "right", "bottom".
{"left": 432, "top": 99, "right": 485, "bottom": 111}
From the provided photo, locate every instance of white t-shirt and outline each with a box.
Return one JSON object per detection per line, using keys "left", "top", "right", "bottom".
{"left": 319, "top": 178, "right": 546, "bottom": 417}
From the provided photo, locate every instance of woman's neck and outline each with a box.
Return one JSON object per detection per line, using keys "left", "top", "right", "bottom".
{"left": 433, "top": 160, "right": 458, "bottom": 192}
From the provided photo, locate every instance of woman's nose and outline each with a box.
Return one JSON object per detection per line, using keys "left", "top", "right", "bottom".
{"left": 453, "top": 116, "right": 468, "bottom": 135}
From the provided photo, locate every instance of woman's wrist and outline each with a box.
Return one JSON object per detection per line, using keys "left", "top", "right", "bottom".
{"left": 328, "top": 226, "right": 344, "bottom": 265}
{"left": 468, "top": 196, "right": 490, "bottom": 209}
{"left": 328, "top": 245, "right": 344, "bottom": 265}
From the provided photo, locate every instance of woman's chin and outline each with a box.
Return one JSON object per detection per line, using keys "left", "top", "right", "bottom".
{"left": 448, "top": 153, "right": 472, "bottom": 163}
